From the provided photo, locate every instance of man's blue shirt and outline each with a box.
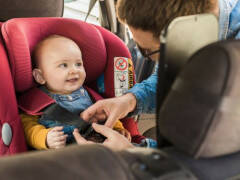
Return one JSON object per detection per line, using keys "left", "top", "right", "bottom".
{"left": 128, "top": 0, "right": 240, "bottom": 115}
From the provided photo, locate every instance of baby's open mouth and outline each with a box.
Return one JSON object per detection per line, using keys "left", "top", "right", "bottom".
{"left": 66, "top": 78, "right": 78, "bottom": 83}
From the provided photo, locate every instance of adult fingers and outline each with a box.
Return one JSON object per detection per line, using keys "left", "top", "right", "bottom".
{"left": 105, "top": 112, "right": 119, "bottom": 128}
{"left": 116, "top": 129, "right": 125, "bottom": 135}
{"left": 88, "top": 114, "right": 107, "bottom": 124}
{"left": 73, "top": 129, "right": 89, "bottom": 144}
{"left": 116, "top": 129, "right": 131, "bottom": 142}
{"left": 94, "top": 113, "right": 107, "bottom": 121}
{"left": 125, "top": 131, "right": 132, "bottom": 142}
{"left": 80, "top": 102, "right": 102, "bottom": 121}
{"left": 88, "top": 117, "right": 98, "bottom": 123}
{"left": 92, "top": 123, "right": 116, "bottom": 139}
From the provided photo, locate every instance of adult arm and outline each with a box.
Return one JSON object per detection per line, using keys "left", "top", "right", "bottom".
{"left": 81, "top": 65, "right": 158, "bottom": 127}
{"left": 127, "top": 65, "right": 158, "bottom": 115}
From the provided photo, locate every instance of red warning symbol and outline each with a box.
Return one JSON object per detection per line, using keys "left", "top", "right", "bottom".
{"left": 115, "top": 58, "right": 128, "bottom": 71}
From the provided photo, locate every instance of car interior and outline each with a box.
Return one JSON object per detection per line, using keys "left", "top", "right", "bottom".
{"left": 0, "top": 0, "right": 240, "bottom": 179}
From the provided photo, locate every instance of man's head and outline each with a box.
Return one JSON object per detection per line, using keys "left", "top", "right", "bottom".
{"left": 32, "top": 35, "right": 86, "bottom": 94}
{"left": 116, "top": 0, "right": 217, "bottom": 61}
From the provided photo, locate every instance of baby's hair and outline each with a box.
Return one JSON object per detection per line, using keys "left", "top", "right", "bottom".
{"left": 32, "top": 35, "right": 79, "bottom": 68}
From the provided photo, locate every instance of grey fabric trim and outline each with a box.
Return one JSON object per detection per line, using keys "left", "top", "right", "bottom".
{"left": 165, "top": 147, "right": 240, "bottom": 180}
{"left": 0, "top": 144, "right": 134, "bottom": 180}
{"left": 0, "top": 0, "right": 64, "bottom": 21}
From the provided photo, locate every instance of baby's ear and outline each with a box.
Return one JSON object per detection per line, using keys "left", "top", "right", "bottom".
{"left": 32, "top": 68, "right": 46, "bottom": 85}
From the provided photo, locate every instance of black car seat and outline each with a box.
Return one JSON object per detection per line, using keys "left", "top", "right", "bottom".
{"left": 157, "top": 39, "right": 240, "bottom": 179}
{"left": 0, "top": 0, "right": 63, "bottom": 21}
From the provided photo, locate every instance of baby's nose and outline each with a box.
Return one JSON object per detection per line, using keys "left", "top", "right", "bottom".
{"left": 69, "top": 66, "right": 79, "bottom": 74}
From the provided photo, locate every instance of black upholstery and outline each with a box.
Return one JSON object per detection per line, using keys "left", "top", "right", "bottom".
{"left": 157, "top": 40, "right": 240, "bottom": 158}
{"left": 0, "top": 0, "right": 63, "bottom": 21}
{"left": 165, "top": 147, "right": 240, "bottom": 180}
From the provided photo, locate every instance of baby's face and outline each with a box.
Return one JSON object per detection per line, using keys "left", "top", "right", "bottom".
{"left": 36, "top": 37, "right": 86, "bottom": 94}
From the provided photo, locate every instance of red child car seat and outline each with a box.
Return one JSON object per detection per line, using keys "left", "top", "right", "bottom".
{"left": 0, "top": 0, "right": 64, "bottom": 156}
{"left": 0, "top": 22, "right": 27, "bottom": 155}
{"left": 1, "top": 17, "right": 144, "bottom": 152}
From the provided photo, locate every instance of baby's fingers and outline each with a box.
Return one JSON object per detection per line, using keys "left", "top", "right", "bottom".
{"left": 51, "top": 126, "right": 64, "bottom": 132}
{"left": 54, "top": 140, "right": 66, "bottom": 149}
{"left": 51, "top": 131, "right": 64, "bottom": 138}
{"left": 54, "top": 134, "right": 67, "bottom": 142}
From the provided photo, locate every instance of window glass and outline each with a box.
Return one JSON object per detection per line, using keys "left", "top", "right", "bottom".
{"left": 63, "top": 0, "right": 100, "bottom": 25}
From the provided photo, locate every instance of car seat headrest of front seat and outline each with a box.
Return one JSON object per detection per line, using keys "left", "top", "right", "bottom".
{"left": 1, "top": 17, "right": 108, "bottom": 92}
{"left": 0, "top": 0, "right": 64, "bottom": 21}
{"left": 157, "top": 40, "right": 240, "bottom": 158}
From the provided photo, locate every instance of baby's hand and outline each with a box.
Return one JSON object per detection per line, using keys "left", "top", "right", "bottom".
{"left": 114, "top": 128, "right": 131, "bottom": 142}
{"left": 46, "top": 126, "right": 68, "bottom": 149}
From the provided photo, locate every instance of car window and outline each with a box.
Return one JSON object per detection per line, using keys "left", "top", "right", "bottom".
{"left": 63, "top": 0, "right": 100, "bottom": 25}
{"left": 63, "top": 0, "right": 155, "bottom": 83}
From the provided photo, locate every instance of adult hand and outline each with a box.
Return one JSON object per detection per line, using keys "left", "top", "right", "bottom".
{"left": 81, "top": 93, "right": 137, "bottom": 128}
{"left": 73, "top": 123, "right": 134, "bottom": 151}
{"left": 46, "top": 126, "right": 68, "bottom": 149}
{"left": 114, "top": 128, "right": 131, "bottom": 142}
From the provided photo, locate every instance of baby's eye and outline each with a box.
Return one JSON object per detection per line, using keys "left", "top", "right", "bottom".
{"left": 75, "top": 62, "right": 82, "bottom": 67}
{"left": 59, "top": 63, "right": 68, "bottom": 68}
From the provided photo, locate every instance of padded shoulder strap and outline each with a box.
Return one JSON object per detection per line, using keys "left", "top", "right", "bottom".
{"left": 18, "top": 87, "right": 55, "bottom": 115}
{"left": 18, "top": 86, "right": 103, "bottom": 115}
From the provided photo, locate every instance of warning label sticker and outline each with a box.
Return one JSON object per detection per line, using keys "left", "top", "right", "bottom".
{"left": 115, "top": 57, "right": 128, "bottom": 71}
{"left": 114, "top": 57, "right": 133, "bottom": 97}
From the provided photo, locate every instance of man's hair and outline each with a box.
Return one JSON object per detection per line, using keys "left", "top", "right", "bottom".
{"left": 116, "top": 0, "right": 215, "bottom": 38}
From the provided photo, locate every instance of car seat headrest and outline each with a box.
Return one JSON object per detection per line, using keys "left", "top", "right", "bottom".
{"left": 2, "top": 17, "right": 107, "bottom": 92}
{"left": 0, "top": 0, "right": 63, "bottom": 21}
{"left": 157, "top": 40, "right": 240, "bottom": 158}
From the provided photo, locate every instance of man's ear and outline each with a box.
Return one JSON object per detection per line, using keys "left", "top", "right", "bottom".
{"left": 32, "top": 68, "right": 46, "bottom": 85}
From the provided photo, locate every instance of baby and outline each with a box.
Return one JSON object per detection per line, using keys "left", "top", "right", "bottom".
{"left": 21, "top": 35, "right": 130, "bottom": 149}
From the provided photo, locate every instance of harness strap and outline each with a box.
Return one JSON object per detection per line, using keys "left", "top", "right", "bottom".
{"left": 18, "top": 87, "right": 55, "bottom": 115}
{"left": 18, "top": 86, "right": 102, "bottom": 115}
{"left": 42, "top": 103, "right": 105, "bottom": 142}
